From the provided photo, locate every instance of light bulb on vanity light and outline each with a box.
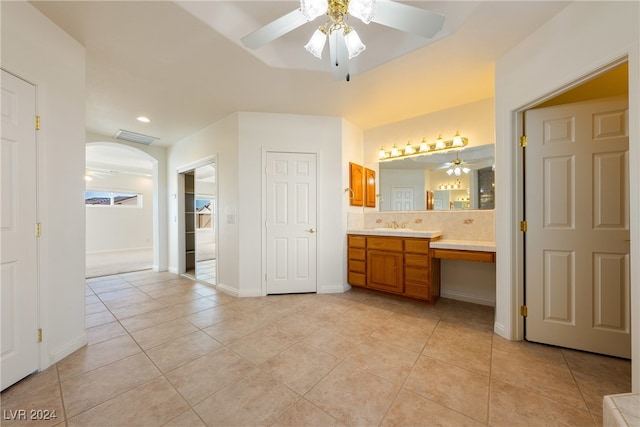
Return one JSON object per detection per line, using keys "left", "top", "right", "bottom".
{"left": 404, "top": 141, "right": 414, "bottom": 155}
{"left": 390, "top": 145, "right": 399, "bottom": 157}
{"left": 435, "top": 134, "right": 445, "bottom": 150}
{"left": 452, "top": 131, "right": 464, "bottom": 148}
{"left": 419, "top": 138, "right": 428, "bottom": 152}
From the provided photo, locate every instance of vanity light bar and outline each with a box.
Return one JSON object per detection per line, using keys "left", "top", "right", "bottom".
{"left": 378, "top": 132, "right": 468, "bottom": 161}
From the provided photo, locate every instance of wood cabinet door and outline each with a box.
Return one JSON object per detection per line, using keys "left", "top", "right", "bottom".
{"left": 367, "top": 250, "right": 403, "bottom": 293}
{"left": 349, "top": 162, "right": 364, "bottom": 206}
{"left": 365, "top": 167, "right": 376, "bottom": 207}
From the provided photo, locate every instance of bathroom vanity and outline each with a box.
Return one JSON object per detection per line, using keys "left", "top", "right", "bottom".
{"left": 347, "top": 230, "right": 442, "bottom": 303}
{"left": 347, "top": 230, "right": 496, "bottom": 304}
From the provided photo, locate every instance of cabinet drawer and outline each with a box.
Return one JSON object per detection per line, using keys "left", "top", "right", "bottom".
{"left": 348, "top": 235, "right": 366, "bottom": 248}
{"left": 367, "top": 237, "right": 403, "bottom": 252}
{"left": 404, "top": 282, "right": 430, "bottom": 300}
{"left": 348, "top": 271, "right": 366, "bottom": 287}
{"left": 404, "top": 239, "right": 430, "bottom": 254}
{"left": 431, "top": 248, "right": 496, "bottom": 263}
{"left": 405, "top": 266, "right": 429, "bottom": 284}
{"left": 349, "top": 248, "right": 366, "bottom": 261}
{"left": 349, "top": 260, "right": 365, "bottom": 273}
{"left": 405, "top": 253, "right": 429, "bottom": 268}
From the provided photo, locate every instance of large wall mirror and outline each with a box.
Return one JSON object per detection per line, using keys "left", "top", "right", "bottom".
{"left": 374, "top": 144, "right": 495, "bottom": 211}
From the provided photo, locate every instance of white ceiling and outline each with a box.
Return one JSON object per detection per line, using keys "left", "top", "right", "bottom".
{"left": 86, "top": 144, "right": 154, "bottom": 176}
{"left": 31, "top": 1, "right": 570, "bottom": 147}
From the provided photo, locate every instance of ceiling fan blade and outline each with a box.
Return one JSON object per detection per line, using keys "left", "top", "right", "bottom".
{"left": 434, "top": 163, "right": 452, "bottom": 171}
{"left": 329, "top": 31, "right": 350, "bottom": 81}
{"left": 241, "top": 8, "right": 309, "bottom": 50}
{"left": 372, "top": 0, "right": 445, "bottom": 39}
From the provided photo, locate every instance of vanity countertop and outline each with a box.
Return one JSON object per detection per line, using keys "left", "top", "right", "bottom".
{"left": 347, "top": 229, "right": 442, "bottom": 238}
{"left": 429, "top": 239, "right": 496, "bottom": 252}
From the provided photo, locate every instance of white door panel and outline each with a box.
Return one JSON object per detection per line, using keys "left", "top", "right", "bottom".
{"left": 1, "top": 71, "right": 39, "bottom": 390}
{"left": 391, "top": 186, "right": 414, "bottom": 211}
{"left": 266, "top": 152, "right": 317, "bottom": 294}
{"left": 525, "top": 97, "right": 630, "bottom": 358}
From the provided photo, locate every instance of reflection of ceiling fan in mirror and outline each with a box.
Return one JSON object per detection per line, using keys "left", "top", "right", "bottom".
{"left": 434, "top": 153, "right": 472, "bottom": 176}
{"left": 241, "top": 0, "right": 445, "bottom": 81}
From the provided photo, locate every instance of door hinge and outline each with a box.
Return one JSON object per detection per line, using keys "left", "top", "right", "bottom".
{"left": 520, "top": 306, "right": 528, "bottom": 317}
{"left": 519, "top": 135, "right": 527, "bottom": 147}
{"left": 35, "top": 115, "right": 41, "bottom": 131}
{"left": 35, "top": 223, "right": 42, "bottom": 237}
{"left": 519, "top": 221, "right": 528, "bottom": 232}
{"left": 37, "top": 328, "right": 43, "bottom": 342}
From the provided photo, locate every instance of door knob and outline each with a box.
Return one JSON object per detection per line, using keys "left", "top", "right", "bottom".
{"left": 307, "top": 228, "right": 316, "bottom": 233}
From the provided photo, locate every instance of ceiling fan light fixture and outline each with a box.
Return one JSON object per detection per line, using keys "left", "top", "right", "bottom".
{"left": 344, "top": 27, "right": 365, "bottom": 58}
{"left": 305, "top": 27, "right": 328, "bottom": 58}
{"left": 348, "top": 0, "right": 376, "bottom": 24}
{"left": 300, "top": 0, "right": 328, "bottom": 21}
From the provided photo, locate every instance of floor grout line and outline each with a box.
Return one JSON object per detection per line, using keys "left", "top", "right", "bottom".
{"left": 3, "top": 271, "right": 629, "bottom": 426}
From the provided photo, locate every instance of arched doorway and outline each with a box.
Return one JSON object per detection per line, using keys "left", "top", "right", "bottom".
{"left": 85, "top": 142, "right": 160, "bottom": 277}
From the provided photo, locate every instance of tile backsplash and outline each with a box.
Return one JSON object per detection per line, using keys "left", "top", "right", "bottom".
{"left": 349, "top": 210, "right": 495, "bottom": 242}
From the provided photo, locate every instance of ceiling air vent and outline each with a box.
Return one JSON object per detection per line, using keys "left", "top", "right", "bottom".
{"left": 114, "top": 129, "right": 159, "bottom": 145}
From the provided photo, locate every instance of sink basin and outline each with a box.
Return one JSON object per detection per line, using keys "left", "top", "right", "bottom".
{"left": 375, "top": 227, "right": 413, "bottom": 231}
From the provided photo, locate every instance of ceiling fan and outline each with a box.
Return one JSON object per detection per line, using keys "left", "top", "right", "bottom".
{"left": 241, "top": 0, "right": 445, "bottom": 81}
{"left": 434, "top": 153, "right": 472, "bottom": 176}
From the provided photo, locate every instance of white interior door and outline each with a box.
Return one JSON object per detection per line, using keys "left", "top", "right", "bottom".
{"left": 391, "top": 186, "right": 414, "bottom": 211}
{"left": 1, "top": 70, "right": 40, "bottom": 390}
{"left": 265, "top": 152, "right": 317, "bottom": 294}
{"left": 525, "top": 96, "right": 630, "bottom": 358}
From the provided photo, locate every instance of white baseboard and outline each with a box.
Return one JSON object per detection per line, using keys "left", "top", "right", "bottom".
{"left": 168, "top": 266, "right": 179, "bottom": 274}
{"left": 216, "top": 282, "right": 239, "bottom": 297}
{"left": 48, "top": 333, "right": 87, "bottom": 366}
{"left": 238, "top": 288, "right": 264, "bottom": 298}
{"left": 318, "top": 283, "right": 349, "bottom": 294}
{"left": 493, "top": 321, "right": 507, "bottom": 338}
{"left": 440, "top": 290, "right": 495, "bottom": 307}
{"left": 86, "top": 247, "right": 152, "bottom": 255}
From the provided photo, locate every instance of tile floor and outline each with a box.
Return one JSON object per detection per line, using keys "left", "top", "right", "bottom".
{"left": 186, "top": 259, "right": 217, "bottom": 286}
{"left": 85, "top": 249, "right": 153, "bottom": 278}
{"left": 1, "top": 270, "right": 631, "bottom": 426}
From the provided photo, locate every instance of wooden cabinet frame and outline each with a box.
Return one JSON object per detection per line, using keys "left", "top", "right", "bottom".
{"left": 365, "top": 167, "right": 376, "bottom": 208}
{"left": 349, "top": 162, "right": 364, "bottom": 206}
{"left": 348, "top": 163, "right": 377, "bottom": 208}
{"left": 347, "top": 234, "right": 441, "bottom": 303}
